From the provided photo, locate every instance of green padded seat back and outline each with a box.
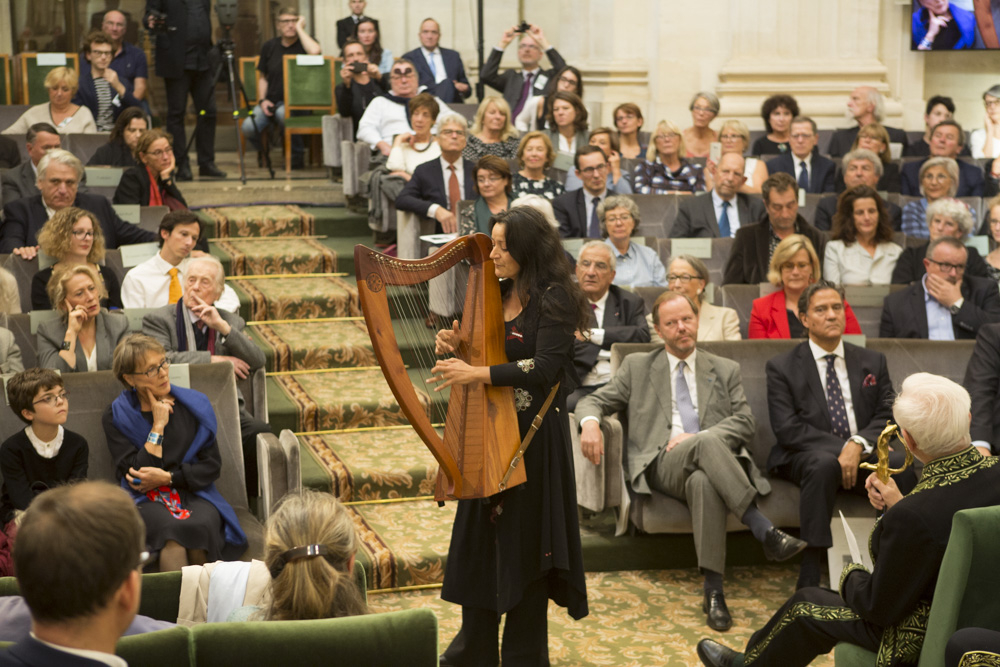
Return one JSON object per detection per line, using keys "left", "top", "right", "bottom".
{"left": 283, "top": 55, "right": 334, "bottom": 109}
{"left": 21, "top": 54, "right": 79, "bottom": 105}
{"left": 116, "top": 626, "right": 192, "bottom": 667}
{"left": 283, "top": 114, "right": 325, "bottom": 129}
{"left": 240, "top": 57, "right": 259, "bottom": 105}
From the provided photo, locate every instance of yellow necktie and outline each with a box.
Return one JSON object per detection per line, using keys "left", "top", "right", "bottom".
{"left": 168, "top": 268, "right": 182, "bottom": 304}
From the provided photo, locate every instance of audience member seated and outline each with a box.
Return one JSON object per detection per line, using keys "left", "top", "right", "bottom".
{"left": 554, "top": 146, "right": 613, "bottom": 237}
{"left": 648, "top": 255, "right": 741, "bottom": 344}
{"left": 74, "top": 30, "right": 141, "bottom": 132}
{"left": 514, "top": 65, "right": 582, "bottom": 133}
{"left": 511, "top": 131, "right": 564, "bottom": 200}
{"left": 335, "top": 38, "right": 387, "bottom": 135}
{"left": 600, "top": 194, "right": 666, "bottom": 287}
{"left": 480, "top": 24, "right": 566, "bottom": 120}
{"left": 833, "top": 123, "right": 901, "bottom": 193}
{"left": 966, "top": 322, "right": 1000, "bottom": 457}
{"left": 0, "top": 322, "right": 23, "bottom": 372}
{"left": 613, "top": 102, "right": 646, "bottom": 160}
{"left": 903, "top": 95, "right": 959, "bottom": 157}
{"left": 709, "top": 120, "right": 768, "bottom": 194}
{"left": 120, "top": 210, "right": 239, "bottom": 311}
{"left": 749, "top": 235, "right": 862, "bottom": 339}
{"left": 104, "top": 333, "right": 248, "bottom": 570}
{"left": 37, "top": 264, "right": 129, "bottom": 372}
{"left": 463, "top": 96, "right": 520, "bottom": 162}
{"left": 567, "top": 240, "right": 649, "bottom": 410}
{"left": 336, "top": 0, "right": 376, "bottom": 51}
{"left": 971, "top": 84, "right": 1000, "bottom": 159}
{"left": 353, "top": 17, "right": 392, "bottom": 76}
{"left": 765, "top": 116, "right": 835, "bottom": 194}
{"left": 913, "top": 0, "right": 977, "bottom": 49}
{"left": 240, "top": 6, "right": 321, "bottom": 168}
{"left": 99, "top": 9, "right": 149, "bottom": 109}
{"left": 0, "top": 369, "right": 87, "bottom": 576}
{"left": 827, "top": 86, "right": 908, "bottom": 157}
{"left": 141, "top": 255, "right": 270, "bottom": 495}
{"left": 385, "top": 94, "right": 441, "bottom": 180}
{"left": 815, "top": 149, "right": 903, "bottom": 232}
{"left": 576, "top": 290, "right": 806, "bottom": 631}
{"left": 87, "top": 106, "right": 146, "bottom": 167}
{"left": 510, "top": 193, "right": 559, "bottom": 230}
{"left": 982, "top": 194, "right": 1000, "bottom": 282}
{"left": 32, "top": 206, "right": 123, "bottom": 310}
{"left": 0, "top": 136, "right": 19, "bottom": 170}
{"left": 1, "top": 149, "right": 155, "bottom": 256}
{"left": 682, "top": 91, "right": 720, "bottom": 158}
{"left": 458, "top": 156, "right": 513, "bottom": 235}
{"left": 228, "top": 490, "right": 369, "bottom": 621}
{"left": 823, "top": 185, "right": 903, "bottom": 286}
{"left": 723, "top": 172, "right": 826, "bottom": 285}
{"left": 113, "top": 128, "right": 187, "bottom": 209}
{"left": 1, "top": 123, "right": 60, "bottom": 207}
{"left": 0, "top": 267, "right": 20, "bottom": 315}
{"left": 895, "top": 196, "right": 988, "bottom": 283}
{"left": 752, "top": 94, "right": 799, "bottom": 155}
{"left": 900, "top": 156, "right": 976, "bottom": 238}
{"left": 544, "top": 91, "right": 588, "bottom": 156}
{"left": 633, "top": 120, "right": 705, "bottom": 194}
{"left": 402, "top": 18, "right": 471, "bottom": 104}
{"left": 564, "top": 128, "right": 633, "bottom": 194}
{"left": 1, "top": 67, "right": 97, "bottom": 136}
{"left": 881, "top": 237, "right": 1000, "bottom": 339}
{"left": 901, "top": 120, "right": 984, "bottom": 197}
{"left": 0, "top": 481, "right": 145, "bottom": 663}
{"left": 672, "top": 153, "right": 766, "bottom": 238}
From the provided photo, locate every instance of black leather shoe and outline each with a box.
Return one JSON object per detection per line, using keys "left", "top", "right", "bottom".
{"left": 696, "top": 638, "right": 740, "bottom": 667}
{"left": 703, "top": 590, "right": 732, "bottom": 632}
{"left": 175, "top": 164, "right": 193, "bottom": 181}
{"left": 763, "top": 527, "right": 808, "bottom": 562}
{"left": 199, "top": 163, "right": 227, "bottom": 179}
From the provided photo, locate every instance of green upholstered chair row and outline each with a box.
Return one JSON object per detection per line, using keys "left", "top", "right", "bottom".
{"left": 16, "top": 53, "right": 80, "bottom": 105}
{"left": 281, "top": 54, "right": 340, "bottom": 173}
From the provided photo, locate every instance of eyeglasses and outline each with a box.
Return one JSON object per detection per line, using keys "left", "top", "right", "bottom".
{"left": 146, "top": 147, "right": 174, "bottom": 158}
{"left": 477, "top": 175, "right": 503, "bottom": 184}
{"left": 132, "top": 358, "right": 170, "bottom": 379}
{"left": 985, "top": 99, "right": 1000, "bottom": 109}
{"left": 667, "top": 273, "right": 699, "bottom": 283}
{"left": 33, "top": 391, "right": 68, "bottom": 407}
{"left": 90, "top": 50, "right": 113, "bottom": 58}
{"left": 922, "top": 173, "right": 951, "bottom": 183}
{"left": 926, "top": 258, "right": 966, "bottom": 273}
{"left": 518, "top": 43, "right": 541, "bottom": 51}
{"left": 390, "top": 68, "right": 415, "bottom": 78}
{"left": 277, "top": 18, "right": 298, "bottom": 24}
{"left": 558, "top": 76, "right": 578, "bottom": 86}
{"left": 71, "top": 230, "right": 95, "bottom": 239}
{"left": 781, "top": 262, "right": 812, "bottom": 272}
{"left": 578, "top": 259, "right": 610, "bottom": 271}
{"left": 719, "top": 134, "right": 743, "bottom": 141}
{"left": 579, "top": 163, "right": 608, "bottom": 175}
{"left": 605, "top": 214, "right": 633, "bottom": 224}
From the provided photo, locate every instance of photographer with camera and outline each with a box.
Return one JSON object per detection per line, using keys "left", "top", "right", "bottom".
{"left": 144, "top": 0, "right": 226, "bottom": 181}
{"left": 481, "top": 23, "right": 566, "bottom": 122}
{"left": 335, "top": 37, "right": 387, "bottom": 135}
{"left": 240, "top": 6, "right": 321, "bottom": 169}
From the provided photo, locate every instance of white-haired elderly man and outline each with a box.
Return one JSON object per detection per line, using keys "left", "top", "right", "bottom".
{"left": 698, "top": 372, "right": 1000, "bottom": 667}
{"left": 813, "top": 149, "right": 903, "bottom": 232}
{"left": 0, "top": 149, "right": 155, "bottom": 257}
{"left": 141, "top": 255, "right": 270, "bottom": 494}
{"left": 892, "top": 195, "right": 990, "bottom": 284}
{"left": 826, "top": 86, "right": 909, "bottom": 157}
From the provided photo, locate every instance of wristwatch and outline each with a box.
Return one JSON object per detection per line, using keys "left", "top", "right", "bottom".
{"left": 60, "top": 340, "right": 71, "bottom": 350}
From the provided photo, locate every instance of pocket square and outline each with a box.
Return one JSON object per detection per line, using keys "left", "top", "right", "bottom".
{"left": 862, "top": 373, "right": 877, "bottom": 388}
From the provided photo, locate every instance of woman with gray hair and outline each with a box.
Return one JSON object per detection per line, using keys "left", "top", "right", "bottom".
{"left": 971, "top": 84, "right": 1000, "bottom": 160}
{"left": 891, "top": 195, "right": 990, "bottom": 283}
{"left": 900, "top": 157, "right": 972, "bottom": 239}
{"left": 598, "top": 195, "right": 667, "bottom": 287}
{"left": 648, "top": 255, "right": 740, "bottom": 343}
{"left": 682, "top": 91, "right": 720, "bottom": 158}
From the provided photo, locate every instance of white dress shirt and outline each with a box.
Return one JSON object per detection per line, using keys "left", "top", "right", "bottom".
{"left": 711, "top": 189, "right": 742, "bottom": 237}
{"left": 823, "top": 240, "right": 903, "bottom": 286}
{"left": 356, "top": 95, "right": 454, "bottom": 148}
{"left": 420, "top": 47, "right": 447, "bottom": 84}
{"left": 666, "top": 349, "right": 699, "bottom": 436}
{"left": 120, "top": 253, "right": 240, "bottom": 311}
{"left": 426, "top": 155, "right": 467, "bottom": 220}
{"left": 581, "top": 290, "right": 611, "bottom": 387}
{"left": 808, "top": 339, "right": 872, "bottom": 453}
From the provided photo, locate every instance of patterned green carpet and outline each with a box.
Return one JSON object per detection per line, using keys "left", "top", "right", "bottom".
{"left": 248, "top": 319, "right": 375, "bottom": 372}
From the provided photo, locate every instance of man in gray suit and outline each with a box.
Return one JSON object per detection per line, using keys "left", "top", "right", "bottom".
{"left": 480, "top": 23, "right": 565, "bottom": 118}
{"left": 575, "top": 291, "right": 806, "bottom": 631}
{"left": 0, "top": 123, "right": 60, "bottom": 207}
{"left": 670, "top": 153, "right": 766, "bottom": 238}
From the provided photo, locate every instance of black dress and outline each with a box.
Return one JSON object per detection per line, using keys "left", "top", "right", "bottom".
{"left": 87, "top": 141, "right": 139, "bottom": 168}
{"left": 752, "top": 136, "right": 789, "bottom": 156}
{"left": 441, "top": 283, "right": 588, "bottom": 620}
{"left": 103, "top": 401, "right": 226, "bottom": 559}
{"left": 31, "top": 264, "right": 123, "bottom": 311}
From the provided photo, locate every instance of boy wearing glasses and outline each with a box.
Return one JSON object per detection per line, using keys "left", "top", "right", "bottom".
{"left": 0, "top": 368, "right": 89, "bottom": 575}
{"left": 74, "top": 31, "right": 141, "bottom": 131}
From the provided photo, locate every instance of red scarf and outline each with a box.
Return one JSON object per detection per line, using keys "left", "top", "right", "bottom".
{"left": 146, "top": 166, "right": 163, "bottom": 206}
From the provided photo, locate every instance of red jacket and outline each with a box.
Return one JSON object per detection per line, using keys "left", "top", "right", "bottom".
{"left": 748, "top": 289, "right": 862, "bottom": 339}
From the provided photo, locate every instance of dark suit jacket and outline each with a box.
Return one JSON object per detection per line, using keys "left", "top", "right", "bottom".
{"left": 480, "top": 47, "right": 567, "bottom": 112}
{"left": 0, "top": 136, "right": 20, "bottom": 170}
{"left": 766, "top": 341, "right": 894, "bottom": 471}
{"left": 142, "top": 303, "right": 265, "bottom": 369}
{"left": 0, "top": 634, "right": 110, "bottom": 666}
{"left": 900, "top": 157, "right": 985, "bottom": 197}
{"left": 554, "top": 189, "right": 599, "bottom": 239}
{"left": 0, "top": 162, "right": 38, "bottom": 208}
{"left": 722, "top": 215, "right": 826, "bottom": 285}
{"left": 765, "top": 152, "right": 837, "bottom": 194}
{"left": 72, "top": 60, "right": 141, "bottom": 124}
{"left": 670, "top": 191, "right": 766, "bottom": 238}
{"left": 401, "top": 47, "right": 471, "bottom": 103}
{"left": 814, "top": 193, "right": 902, "bottom": 232}
{"left": 748, "top": 290, "right": 863, "bottom": 339}
{"left": 0, "top": 192, "right": 155, "bottom": 252}
{"left": 144, "top": 0, "right": 213, "bottom": 79}
{"left": 965, "top": 323, "right": 1000, "bottom": 448}
{"left": 574, "top": 285, "right": 649, "bottom": 380}
{"left": 827, "top": 125, "right": 910, "bottom": 158}
{"left": 336, "top": 16, "right": 378, "bottom": 50}
{"left": 879, "top": 275, "right": 1000, "bottom": 339}
{"left": 394, "top": 158, "right": 476, "bottom": 219}
{"left": 890, "top": 242, "right": 989, "bottom": 284}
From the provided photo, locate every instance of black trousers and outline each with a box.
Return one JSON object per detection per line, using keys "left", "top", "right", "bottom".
{"left": 946, "top": 627, "right": 1000, "bottom": 667}
{"left": 238, "top": 407, "right": 270, "bottom": 497}
{"left": 164, "top": 68, "right": 217, "bottom": 168}
{"left": 743, "top": 587, "right": 881, "bottom": 667}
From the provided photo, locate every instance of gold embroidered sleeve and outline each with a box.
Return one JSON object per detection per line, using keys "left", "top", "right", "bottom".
{"left": 839, "top": 562, "right": 869, "bottom": 598}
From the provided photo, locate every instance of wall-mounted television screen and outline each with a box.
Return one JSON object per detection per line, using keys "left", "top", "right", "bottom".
{"left": 911, "top": 0, "right": 1000, "bottom": 50}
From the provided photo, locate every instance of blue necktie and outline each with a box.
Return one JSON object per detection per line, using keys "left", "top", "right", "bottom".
{"left": 675, "top": 361, "right": 699, "bottom": 434}
{"left": 798, "top": 160, "right": 810, "bottom": 192}
{"left": 427, "top": 52, "right": 437, "bottom": 78}
{"left": 719, "top": 200, "right": 731, "bottom": 238}
{"left": 589, "top": 197, "right": 601, "bottom": 238}
{"left": 825, "top": 354, "right": 851, "bottom": 440}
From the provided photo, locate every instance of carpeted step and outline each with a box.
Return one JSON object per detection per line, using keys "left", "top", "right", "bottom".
{"left": 247, "top": 319, "right": 376, "bottom": 372}
{"left": 229, "top": 275, "right": 359, "bottom": 322}
{"left": 211, "top": 237, "right": 336, "bottom": 276}
{"left": 306, "top": 206, "right": 372, "bottom": 238}
{"left": 200, "top": 204, "right": 319, "bottom": 238}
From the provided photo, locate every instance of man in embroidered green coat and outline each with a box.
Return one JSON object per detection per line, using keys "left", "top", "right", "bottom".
{"left": 698, "top": 372, "right": 1000, "bottom": 667}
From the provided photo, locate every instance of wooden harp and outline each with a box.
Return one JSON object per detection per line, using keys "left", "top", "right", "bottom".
{"left": 354, "top": 234, "right": 526, "bottom": 501}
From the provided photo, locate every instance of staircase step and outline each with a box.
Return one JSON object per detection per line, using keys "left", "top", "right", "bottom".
{"left": 229, "top": 275, "right": 359, "bottom": 322}
{"left": 306, "top": 207, "right": 372, "bottom": 238}
{"left": 248, "top": 319, "right": 375, "bottom": 372}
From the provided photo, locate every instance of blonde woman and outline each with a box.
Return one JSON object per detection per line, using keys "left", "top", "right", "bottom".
{"left": 463, "top": 96, "right": 519, "bottom": 162}
{"left": 633, "top": 120, "right": 705, "bottom": 194}
{"left": 33, "top": 206, "right": 121, "bottom": 310}
{"left": 2, "top": 68, "right": 97, "bottom": 135}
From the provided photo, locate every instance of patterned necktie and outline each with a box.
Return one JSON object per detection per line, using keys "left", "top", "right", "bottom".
{"left": 589, "top": 302, "right": 598, "bottom": 327}
{"left": 825, "top": 354, "right": 851, "bottom": 440}
{"left": 675, "top": 361, "right": 700, "bottom": 434}
{"left": 167, "top": 267, "right": 182, "bottom": 304}
{"left": 448, "top": 164, "right": 460, "bottom": 216}
{"left": 589, "top": 197, "right": 601, "bottom": 238}
{"left": 512, "top": 72, "right": 533, "bottom": 119}
{"left": 719, "top": 200, "right": 731, "bottom": 238}
{"left": 798, "top": 160, "right": 810, "bottom": 192}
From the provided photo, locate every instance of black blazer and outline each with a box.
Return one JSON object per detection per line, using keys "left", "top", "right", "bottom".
{"left": 0, "top": 135, "right": 20, "bottom": 170}
{"left": 87, "top": 141, "right": 139, "bottom": 168}
{"left": 573, "top": 285, "right": 649, "bottom": 379}
{"left": 401, "top": 47, "right": 472, "bottom": 103}
{"left": 965, "top": 323, "right": 1000, "bottom": 447}
{"left": 553, "top": 189, "right": 598, "bottom": 239}
{"left": 765, "top": 152, "right": 837, "bottom": 194}
{"left": 144, "top": 0, "right": 213, "bottom": 79}
{"left": 879, "top": 275, "right": 1000, "bottom": 340}
{"left": 336, "top": 16, "right": 379, "bottom": 50}
{"left": 890, "top": 242, "right": 989, "bottom": 284}
{"left": 766, "top": 341, "right": 894, "bottom": 471}
{"left": 1, "top": 161, "right": 38, "bottom": 208}
{"left": 827, "top": 125, "right": 910, "bottom": 158}
{"left": 814, "top": 193, "right": 903, "bottom": 232}
{"left": 394, "top": 158, "right": 476, "bottom": 219}
{"left": 480, "top": 47, "right": 567, "bottom": 112}
{"left": 0, "top": 192, "right": 155, "bottom": 252}
{"left": 0, "top": 635, "right": 113, "bottom": 666}
{"left": 670, "top": 191, "right": 767, "bottom": 238}
{"left": 113, "top": 165, "right": 188, "bottom": 208}
{"left": 722, "top": 215, "right": 826, "bottom": 285}
{"left": 833, "top": 161, "right": 901, "bottom": 194}
{"left": 900, "top": 157, "right": 985, "bottom": 197}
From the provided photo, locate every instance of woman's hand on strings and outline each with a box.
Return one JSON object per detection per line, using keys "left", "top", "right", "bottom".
{"left": 427, "top": 358, "right": 488, "bottom": 391}
{"left": 435, "top": 320, "right": 463, "bottom": 356}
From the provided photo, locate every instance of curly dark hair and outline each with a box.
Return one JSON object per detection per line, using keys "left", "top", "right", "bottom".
{"left": 109, "top": 107, "right": 148, "bottom": 144}
{"left": 831, "top": 185, "right": 894, "bottom": 245}
{"left": 761, "top": 94, "right": 800, "bottom": 134}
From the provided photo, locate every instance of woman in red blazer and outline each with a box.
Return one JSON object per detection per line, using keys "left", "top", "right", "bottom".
{"left": 749, "top": 234, "right": 861, "bottom": 338}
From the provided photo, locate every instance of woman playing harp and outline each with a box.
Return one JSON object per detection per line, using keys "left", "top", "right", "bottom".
{"left": 428, "top": 207, "right": 590, "bottom": 664}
